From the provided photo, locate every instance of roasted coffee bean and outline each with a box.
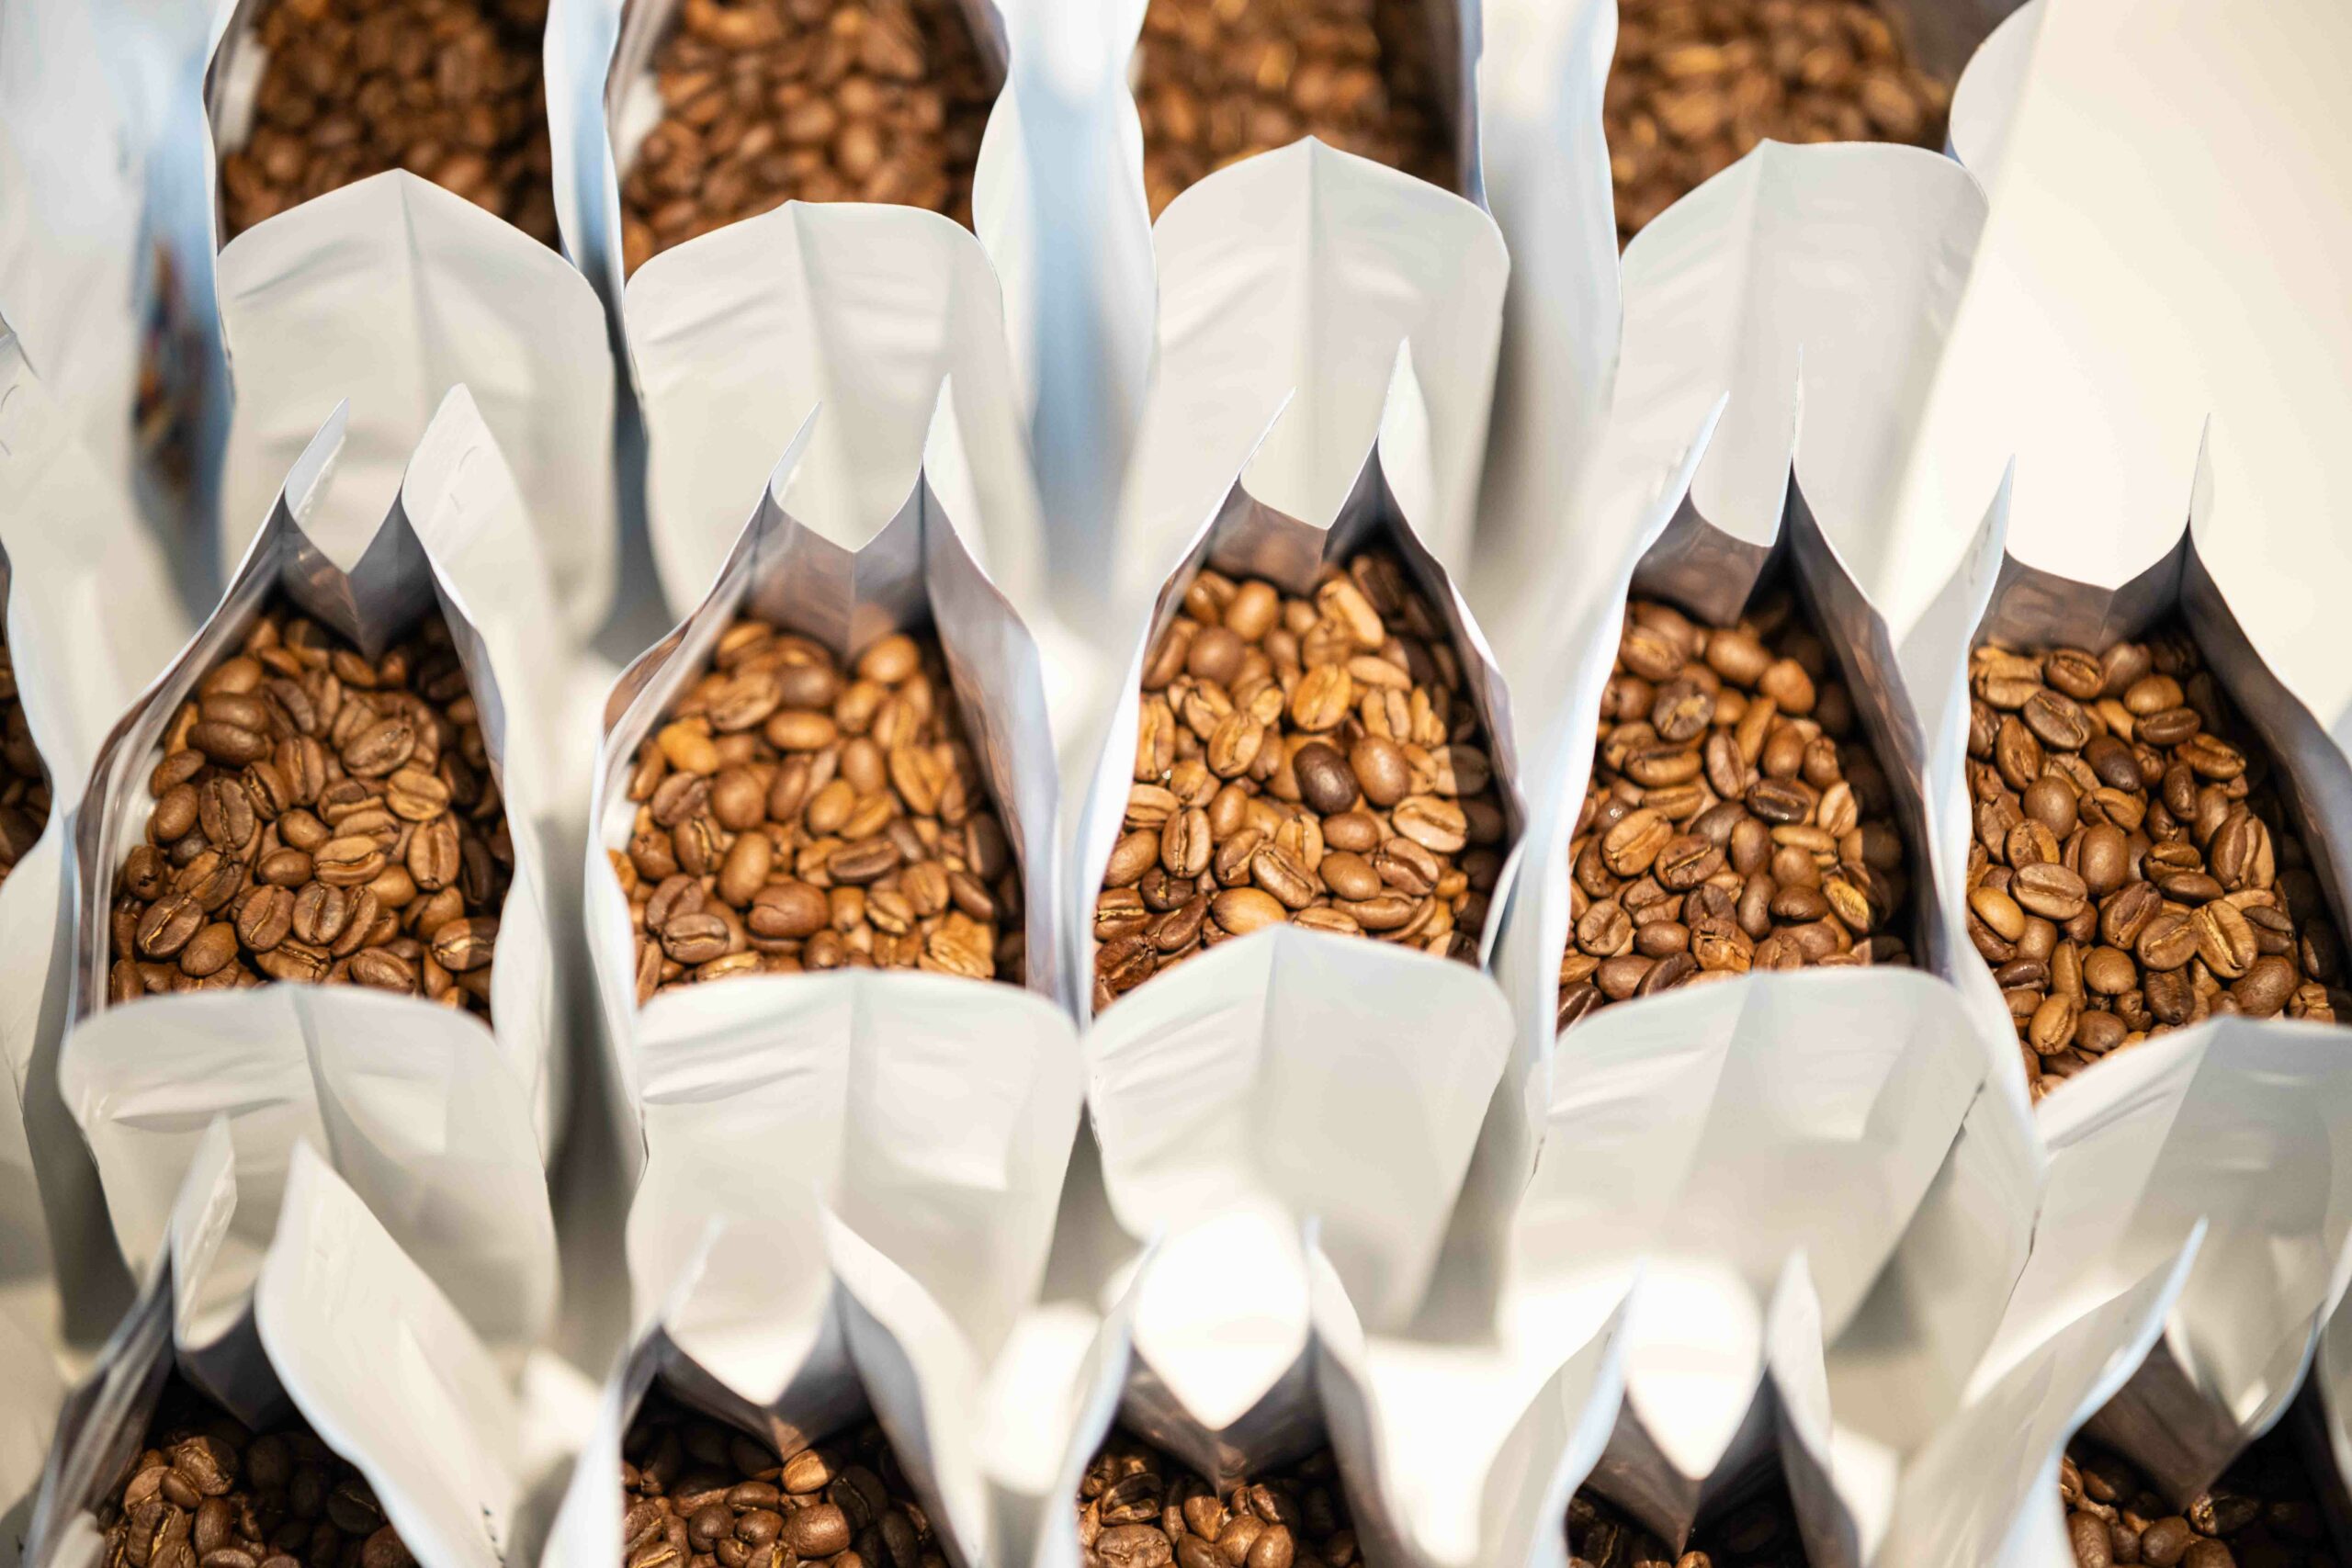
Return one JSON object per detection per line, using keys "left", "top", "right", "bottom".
{"left": 2062, "top": 1427, "right": 2329, "bottom": 1568}
{"left": 1561, "top": 591, "right": 1911, "bottom": 1029}
{"left": 617, "top": 0, "right": 997, "bottom": 274}
{"left": 1607, "top": 0, "right": 1951, "bottom": 243}
{"left": 622, "top": 626, "right": 1020, "bottom": 1000}
{"left": 1094, "top": 551, "right": 1508, "bottom": 1005}
{"left": 1566, "top": 1478, "right": 1807, "bottom": 1567}
{"left": 1135, "top": 0, "right": 1454, "bottom": 218}
{"left": 109, "top": 604, "right": 510, "bottom": 1020}
{"left": 218, "top": 0, "right": 555, "bottom": 244}
{"left": 1964, "top": 630, "right": 2345, "bottom": 1102}
{"left": 622, "top": 1397, "right": 931, "bottom": 1568}
{"left": 95, "top": 1376, "right": 411, "bottom": 1568}
{"left": 1079, "top": 1434, "right": 1354, "bottom": 1568}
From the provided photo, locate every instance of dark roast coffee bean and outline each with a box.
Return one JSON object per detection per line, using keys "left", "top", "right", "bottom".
{"left": 109, "top": 606, "right": 508, "bottom": 1018}
{"left": 622, "top": 1399, "right": 931, "bottom": 1568}
{"left": 1079, "top": 1434, "right": 1355, "bottom": 1568}
{"left": 1964, "top": 632, "right": 2344, "bottom": 1101}
{"left": 95, "top": 1377, "right": 412, "bottom": 1568}
{"left": 1135, "top": 0, "right": 1454, "bottom": 218}
{"left": 219, "top": 0, "right": 555, "bottom": 244}
{"left": 2062, "top": 1427, "right": 2326, "bottom": 1568}
{"left": 617, "top": 0, "right": 999, "bottom": 275}
{"left": 621, "top": 626, "right": 1019, "bottom": 998}
{"left": 1606, "top": 0, "right": 1950, "bottom": 243}
{"left": 1094, "top": 551, "right": 1510, "bottom": 1006}
{"left": 1561, "top": 591, "right": 1911, "bottom": 1028}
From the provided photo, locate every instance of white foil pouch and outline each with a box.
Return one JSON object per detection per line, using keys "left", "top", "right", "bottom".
{"left": 1496, "top": 969, "right": 1986, "bottom": 1553}
{"left": 1482, "top": 144, "right": 2009, "bottom": 1314}
{"left": 1872, "top": 1224, "right": 2206, "bottom": 1568}
{"left": 618, "top": 966, "right": 1083, "bottom": 1443}
{"left": 200, "top": 126, "right": 616, "bottom": 640}
{"left": 0, "top": 337, "right": 191, "bottom": 1347}
{"left": 1987, "top": 1023, "right": 2352, "bottom": 1513}
{"left": 1035, "top": 1233, "right": 1544, "bottom": 1568}
{"left": 57, "top": 391, "right": 563, "bottom": 1358}
{"left": 1489, "top": 136, "right": 1996, "bottom": 1080}
{"left": 585, "top": 386, "right": 1068, "bottom": 1150}
{"left": 1778, "top": 1077, "right": 2041, "bottom": 1567}
{"left": 542, "top": 1198, "right": 1093, "bottom": 1568}
{"left": 1922, "top": 460, "right": 2352, "bottom": 1109}
{"left": 23, "top": 1128, "right": 526, "bottom": 1568}
{"left": 618, "top": 197, "right": 1050, "bottom": 628}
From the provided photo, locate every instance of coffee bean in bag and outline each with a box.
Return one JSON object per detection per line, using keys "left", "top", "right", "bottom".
{"left": 107, "top": 604, "right": 512, "bottom": 1017}
{"left": 219, "top": 0, "right": 557, "bottom": 243}
{"left": 1135, "top": 0, "right": 1456, "bottom": 217}
{"left": 1606, "top": 0, "right": 1951, "bottom": 243}
{"left": 617, "top": 0, "right": 998, "bottom": 274}
{"left": 1558, "top": 591, "right": 1913, "bottom": 1030}
{"left": 1076, "top": 1431, "right": 1363, "bottom": 1568}
{"left": 616, "top": 622, "right": 1022, "bottom": 999}
{"left": 1092, "top": 548, "right": 1509, "bottom": 1008}
{"left": 1961, "top": 630, "right": 2346, "bottom": 1101}
{"left": 96, "top": 1375, "right": 415, "bottom": 1568}
{"left": 2059, "top": 1426, "right": 2335, "bottom": 1568}
{"left": 620, "top": 1396, "right": 944, "bottom": 1568}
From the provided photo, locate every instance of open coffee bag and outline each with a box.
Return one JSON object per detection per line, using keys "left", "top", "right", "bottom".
{"left": 24, "top": 1126, "right": 530, "bottom": 1568}
{"left": 58, "top": 389, "right": 565, "bottom": 1357}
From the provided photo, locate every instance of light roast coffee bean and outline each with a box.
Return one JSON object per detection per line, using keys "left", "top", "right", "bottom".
{"left": 0, "top": 637, "right": 51, "bottom": 894}
{"left": 1558, "top": 592, "right": 1912, "bottom": 1029}
{"left": 1076, "top": 1432, "right": 1359, "bottom": 1568}
{"left": 107, "top": 605, "right": 512, "bottom": 1018}
{"left": 1568, "top": 1481, "right": 1808, "bottom": 1567}
{"left": 616, "top": 623, "right": 1020, "bottom": 998}
{"left": 1606, "top": 0, "right": 1950, "bottom": 244}
{"left": 1092, "top": 549, "right": 1510, "bottom": 1008}
{"left": 622, "top": 1398, "right": 940, "bottom": 1568}
{"left": 96, "top": 1375, "right": 414, "bottom": 1568}
{"left": 617, "top": 0, "right": 996, "bottom": 275}
{"left": 2062, "top": 1427, "right": 2333, "bottom": 1568}
{"left": 1135, "top": 0, "right": 1454, "bottom": 218}
{"left": 219, "top": 0, "right": 557, "bottom": 243}
{"left": 1962, "top": 631, "right": 2346, "bottom": 1103}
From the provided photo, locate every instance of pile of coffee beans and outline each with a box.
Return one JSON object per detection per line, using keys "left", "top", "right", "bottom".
{"left": 1558, "top": 592, "right": 1911, "bottom": 1030}
{"left": 617, "top": 0, "right": 997, "bottom": 275}
{"left": 1135, "top": 0, "right": 1454, "bottom": 218}
{"left": 1606, "top": 0, "right": 1950, "bottom": 243}
{"left": 1093, "top": 550, "right": 1509, "bottom": 1009}
{"left": 107, "top": 606, "right": 511, "bottom": 1017}
{"left": 219, "top": 0, "right": 557, "bottom": 244}
{"left": 1076, "top": 1432, "right": 1361, "bottom": 1568}
{"left": 1962, "top": 632, "right": 2345, "bottom": 1101}
{"left": 622, "top": 1399, "right": 940, "bottom": 1568}
{"left": 0, "top": 637, "right": 51, "bottom": 894}
{"left": 616, "top": 622, "right": 1020, "bottom": 1000}
{"left": 2062, "top": 1428, "right": 2333, "bottom": 1568}
{"left": 1567, "top": 1482, "right": 1807, "bottom": 1567}
{"left": 96, "top": 1377, "right": 413, "bottom": 1568}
